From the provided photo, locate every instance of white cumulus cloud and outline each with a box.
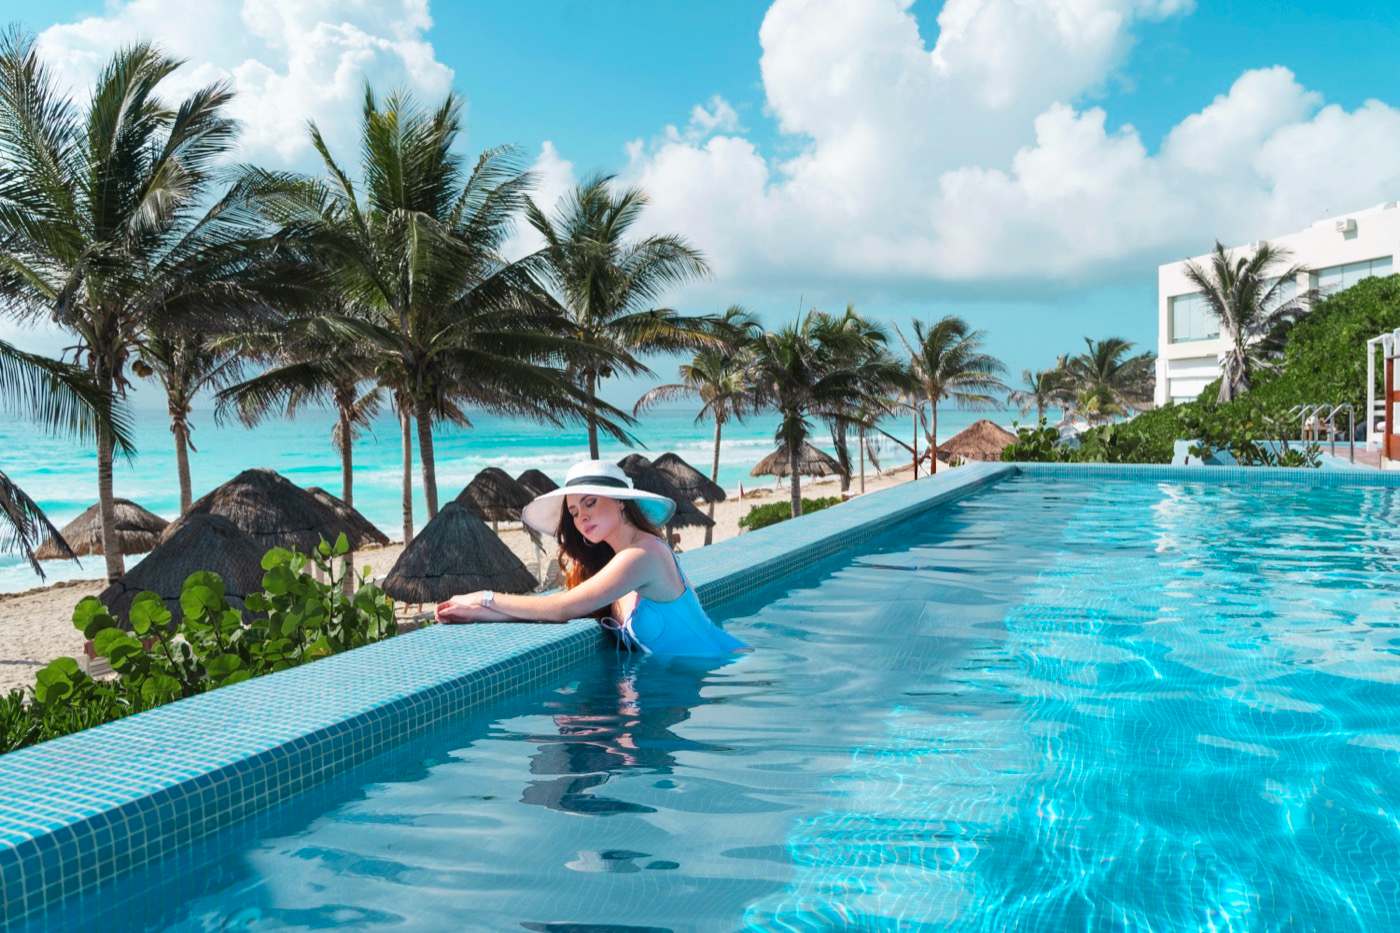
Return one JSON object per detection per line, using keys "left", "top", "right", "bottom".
{"left": 609, "top": 0, "right": 1400, "bottom": 297}
{"left": 25, "top": 0, "right": 1400, "bottom": 301}
{"left": 35, "top": 0, "right": 454, "bottom": 166}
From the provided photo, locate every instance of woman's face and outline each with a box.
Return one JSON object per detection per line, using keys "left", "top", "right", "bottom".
{"left": 566, "top": 493, "right": 625, "bottom": 543}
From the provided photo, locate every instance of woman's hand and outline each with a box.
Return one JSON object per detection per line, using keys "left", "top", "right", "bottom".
{"left": 435, "top": 592, "right": 501, "bottom": 624}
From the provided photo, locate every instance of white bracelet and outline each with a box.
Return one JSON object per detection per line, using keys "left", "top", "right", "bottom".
{"left": 480, "top": 590, "right": 495, "bottom": 608}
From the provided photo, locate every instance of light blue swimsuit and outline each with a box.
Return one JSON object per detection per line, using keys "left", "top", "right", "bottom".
{"left": 604, "top": 552, "right": 747, "bottom": 657}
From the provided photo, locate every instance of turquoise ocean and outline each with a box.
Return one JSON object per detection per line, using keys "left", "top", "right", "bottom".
{"left": 0, "top": 405, "right": 1017, "bottom": 593}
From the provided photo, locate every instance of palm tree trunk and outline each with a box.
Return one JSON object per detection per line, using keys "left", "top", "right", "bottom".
{"left": 94, "top": 359, "right": 123, "bottom": 582}
{"left": 911, "top": 405, "right": 919, "bottom": 479}
{"left": 399, "top": 404, "right": 414, "bottom": 545}
{"left": 332, "top": 406, "right": 357, "bottom": 594}
{"left": 706, "top": 418, "right": 722, "bottom": 546}
{"left": 172, "top": 415, "right": 193, "bottom": 514}
{"left": 858, "top": 425, "right": 866, "bottom": 494}
{"left": 785, "top": 419, "right": 802, "bottom": 518}
{"left": 586, "top": 370, "right": 600, "bottom": 460}
{"left": 833, "top": 421, "right": 850, "bottom": 493}
{"left": 337, "top": 405, "right": 354, "bottom": 509}
{"left": 930, "top": 404, "right": 939, "bottom": 474}
{"left": 415, "top": 398, "right": 439, "bottom": 519}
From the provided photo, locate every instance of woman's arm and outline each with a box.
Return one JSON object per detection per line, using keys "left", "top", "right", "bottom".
{"left": 436, "top": 547, "right": 656, "bottom": 624}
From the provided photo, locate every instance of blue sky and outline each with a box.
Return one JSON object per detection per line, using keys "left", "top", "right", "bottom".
{"left": 4, "top": 0, "right": 1400, "bottom": 406}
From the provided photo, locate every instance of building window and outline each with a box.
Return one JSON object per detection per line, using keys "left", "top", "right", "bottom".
{"left": 1312, "top": 256, "right": 1394, "bottom": 295}
{"left": 1266, "top": 275, "right": 1297, "bottom": 310}
{"left": 1169, "top": 292, "right": 1219, "bottom": 343}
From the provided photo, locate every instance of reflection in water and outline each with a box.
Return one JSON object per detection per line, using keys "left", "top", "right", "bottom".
{"left": 521, "top": 653, "right": 742, "bottom": 816}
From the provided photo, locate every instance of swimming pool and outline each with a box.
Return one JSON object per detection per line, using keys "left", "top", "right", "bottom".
{"left": 22, "top": 472, "right": 1400, "bottom": 930}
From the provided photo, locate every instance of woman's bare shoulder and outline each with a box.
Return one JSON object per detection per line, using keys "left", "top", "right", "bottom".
{"left": 616, "top": 535, "right": 670, "bottom": 561}
{"left": 612, "top": 535, "right": 672, "bottom": 573}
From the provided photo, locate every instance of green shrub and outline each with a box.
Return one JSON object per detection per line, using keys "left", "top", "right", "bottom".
{"left": 3, "top": 534, "right": 397, "bottom": 755}
{"left": 738, "top": 496, "right": 844, "bottom": 531}
{"left": 1003, "top": 275, "right": 1400, "bottom": 467}
{"left": 1000, "top": 419, "right": 1067, "bottom": 462}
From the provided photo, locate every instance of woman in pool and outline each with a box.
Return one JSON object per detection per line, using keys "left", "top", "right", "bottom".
{"left": 435, "top": 460, "right": 748, "bottom": 657}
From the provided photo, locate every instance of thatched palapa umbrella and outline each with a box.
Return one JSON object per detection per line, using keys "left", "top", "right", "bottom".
{"left": 307, "top": 487, "right": 390, "bottom": 547}
{"left": 936, "top": 420, "right": 1017, "bottom": 465}
{"left": 653, "top": 452, "right": 726, "bottom": 503}
{"left": 616, "top": 454, "right": 713, "bottom": 530}
{"left": 750, "top": 442, "right": 845, "bottom": 479}
{"left": 381, "top": 502, "right": 536, "bottom": 603}
{"left": 515, "top": 469, "right": 558, "bottom": 498}
{"left": 461, "top": 466, "right": 549, "bottom": 581}
{"left": 100, "top": 514, "right": 264, "bottom": 623}
{"left": 36, "top": 499, "right": 167, "bottom": 560}
{"left": 456, "top": 467, "right": 534, "bottom": 524}
{"left": 170, "top": 468, "right": 365, "bottom": 552}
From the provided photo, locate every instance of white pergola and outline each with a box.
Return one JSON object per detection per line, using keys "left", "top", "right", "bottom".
{"left": 1367, "top": 328, "right": 1400, "bottom": 451}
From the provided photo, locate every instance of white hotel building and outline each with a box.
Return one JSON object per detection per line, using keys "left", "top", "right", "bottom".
{"left": 1156, "top": 202, "right": 1400, "bottom": 407}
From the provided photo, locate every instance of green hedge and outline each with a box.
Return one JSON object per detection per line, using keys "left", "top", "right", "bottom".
{"left": 738, "top": 496, "right": 844, "bottom": 531}
{"left": 1003, "top": 274, "right": 1400, "bottom": 465}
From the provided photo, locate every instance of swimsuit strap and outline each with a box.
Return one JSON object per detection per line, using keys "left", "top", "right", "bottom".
{"left": 666, "top": 548, "right": 691, "bottom": 591}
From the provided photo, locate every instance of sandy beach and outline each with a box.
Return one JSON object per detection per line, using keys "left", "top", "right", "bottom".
{"left": 0, "top": 464, "right": 939, "bottom": 695}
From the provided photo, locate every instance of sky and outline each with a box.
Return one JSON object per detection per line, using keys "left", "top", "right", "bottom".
{"left": 3, "top": 0, "right": 1399, "bottom": 409}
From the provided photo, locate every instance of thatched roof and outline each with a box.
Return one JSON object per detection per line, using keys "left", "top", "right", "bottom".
{"left": 750, "top": 442, "right": 845, "bottom": 478}
{"left": 36, "top": 499, "right": 167, "bottom": 560}
{"left": 381, "top": 502, "right": 537, "bottom": 603}
{"left": 456, "top": 467, "right": 535, "bottom": 522}
{"left": 170, "top": 468, "right": 362, "bottom": 553}
{"left": 307, "top": 487, "right": 389, "bottom": 547}
{"left": 937, "top": 420, "right": 1017, "bottom": 463}
{"left": 616, "top": 454, "right": 714, "bottom": 529}
{"left": 515, "top": 469, "right": 558, "bottom": 498}
{"left": 100, "top": 514, "right": 265, "bottom": 623}
{"left": 653, "top": 452, "right": 726, "bottom": 503}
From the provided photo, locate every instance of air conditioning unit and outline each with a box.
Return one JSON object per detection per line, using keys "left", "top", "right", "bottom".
{"left": 1336, "top": 217, "right": 1357, "bottom": 235}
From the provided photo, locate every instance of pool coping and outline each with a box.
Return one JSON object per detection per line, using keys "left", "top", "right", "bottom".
{"left": 0, "top": 461, "right": 1014, "bottom": 927}
{"left": 1013, "top": 460, "right": 1400, "bottom": 485}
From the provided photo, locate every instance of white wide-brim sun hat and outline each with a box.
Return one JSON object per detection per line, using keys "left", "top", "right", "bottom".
{"left": 521, "top": 460, "right": 677, "bottom": 536}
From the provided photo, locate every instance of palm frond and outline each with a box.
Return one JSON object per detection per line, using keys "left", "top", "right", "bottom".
{"left": 0, "top": 338, "right": 133, "bottom": 452}
{"left": 0, "top": 468, "right": 74, "bottom": 576}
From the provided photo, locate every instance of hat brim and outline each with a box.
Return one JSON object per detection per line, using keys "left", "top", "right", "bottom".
{"left": 521, "top": 485, "right": 678, "bottom": 536}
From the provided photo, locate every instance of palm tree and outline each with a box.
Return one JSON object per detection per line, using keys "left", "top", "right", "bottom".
{"left": 216, "top": 315, "right": 381, "bottom": 512}
{"left": 749, "top": 311, "right": 891, "bottom": 518}
{"left": 0, "top": 34, "right": 292, "bottom": 580}
{"left": 0, "top": 339, "right": 133, "bottom": 576}
{"left": 898, "top": 316, "right": 1007, "bottom": 474}
{"left": 634, "top": 306, "right": 760, "bottom": 544}
{"left": 848, "top": 393, "right": 892, "bottom": 493}
{"left": 244, "top": 90, "right": 634, "bottom": 538}
{"left": 1060, "top": 337, "right": 1155, "bottom": 424}
{"left": 1182, "top": 241, "right": 1308, "bottom": 402}
{"left": 809, "top": 305, "right": 899, "bottom": 493}
{"left": 1008, "top": 367, "right": 1069, "bottom": 423}
{"left": 527, "top": 175, "right": 716, "bottom": 458}
{"left": 133, "top": 332, "right": 245, "bottom": 514}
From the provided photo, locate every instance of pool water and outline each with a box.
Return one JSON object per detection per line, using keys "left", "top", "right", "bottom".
{"left": 43, "top": 476, "right": 1400, "bottom": 930}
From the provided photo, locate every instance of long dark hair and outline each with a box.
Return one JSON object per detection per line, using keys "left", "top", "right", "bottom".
{"left": 557, "top": 497, "right": 666, "bottom": 620}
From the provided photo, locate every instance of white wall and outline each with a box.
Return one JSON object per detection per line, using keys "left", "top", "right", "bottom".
{"left": 1155, "top": 201, "right": 1400, "bottom": 406}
